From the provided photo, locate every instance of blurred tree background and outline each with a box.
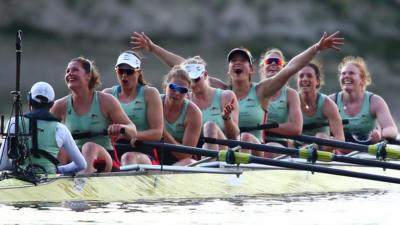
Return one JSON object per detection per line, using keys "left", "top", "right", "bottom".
{"left": 0, "top": 0, "right": 399, "bottom": 122}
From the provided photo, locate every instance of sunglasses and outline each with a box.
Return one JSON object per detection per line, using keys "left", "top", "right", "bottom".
{"left": 265, "top": 58, "right": 283, "bottom": 66}
{"left": 169, "top": 83, "right": 189, "bottom": 94}
{"left": 117, "top": 68, "right": 135, "bottom": 76}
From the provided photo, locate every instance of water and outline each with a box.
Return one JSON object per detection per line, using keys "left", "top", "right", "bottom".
{"left": 0, "top": 191, "right": 398, "bottom": 225}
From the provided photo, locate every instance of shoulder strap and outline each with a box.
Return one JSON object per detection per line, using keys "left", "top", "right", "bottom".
{"left": 334, "top": 92, "right": 339, "bottom": 104}
{"left": 161, "top": 94, "right": 166, "bottom": 103}
{"left": 368, "top": 92, "right": 374, "bottom": 102}
{"left": 29, "top": 118, "right": 38, "bottom": 155}
{"left": 35, "top": 150, "right": 59, "bottom": 166}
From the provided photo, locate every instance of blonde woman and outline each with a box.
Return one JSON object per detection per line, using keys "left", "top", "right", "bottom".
{"left": 329, "top": 56, "right": 397, "bottom": 143}
{"left": 160, "top": 66, "right": 202, "bottom": 165}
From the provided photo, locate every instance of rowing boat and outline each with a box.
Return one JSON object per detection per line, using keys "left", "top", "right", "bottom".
{"left": 2, "top": 132, "right": 400, "bottom": 203}
{"left": 0, "top": 159, "right": 399, "bottom": 203}
{"left": 1, "top": 31, "right": 400, "bottom": 204}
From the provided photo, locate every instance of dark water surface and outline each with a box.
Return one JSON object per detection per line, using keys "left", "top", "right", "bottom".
{"left": 0, "top": 190, "right": 398, "bottom": 225}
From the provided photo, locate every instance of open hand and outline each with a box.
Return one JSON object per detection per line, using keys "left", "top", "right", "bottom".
{"left": 130, "top": 32, "right": 154, "bottom": 52}
{"left": 316, "top": 31, "right": 344, "bottom": 52}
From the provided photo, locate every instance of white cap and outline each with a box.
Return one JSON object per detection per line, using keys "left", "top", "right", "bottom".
{"left": 30, "top": 82, "right": 55, "bottom": 103}
{"left": 183, "top": 64, "right": 205, "bottom": 79}
{"left": 115, "top": 52, "right": 141, "bottom": 69}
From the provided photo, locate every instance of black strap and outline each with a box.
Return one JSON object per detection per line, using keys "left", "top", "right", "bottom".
{"left": 334, "top": 92, "right": 339, "bottom": 104}
{"left": 369, "top": 93, "right": 374, "bottom": 102}
{"left": 30, "top": 118, "right": 39, "bottom": 156}
{"left": 72, "top": 130, "right": 107, "bottom": 139}
{"left": 35, "top": 149, "right": 59, "bottom": 166}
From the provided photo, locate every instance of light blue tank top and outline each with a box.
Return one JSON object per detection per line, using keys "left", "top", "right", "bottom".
{"left": 239, "top": 83, "right": 266, "bottom": 141}
{"left": 266, "top": 87, "right": 289, "bottom": 142}
{"left": 201, "top": 89, "right": 225, "bottom": 131}
{"left": 302, "top": 93, "right": 330, "bottom": 136}
{"left": 65, "top": 92, "right": 112, "bottom": 150}
{"left": 163, "top": 96, "right": 190, "bottom": 142}
{"left": 111, "top": 85, "right": 149, "bottom": 131}
{"left": 21, "top": 117, "right": 59, "bottom": 174}
{"left": 336, "top": 91, "right": 377, "bottom": 136}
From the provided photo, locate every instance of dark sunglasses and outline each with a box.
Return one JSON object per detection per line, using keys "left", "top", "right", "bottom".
{"left": 117, "top": 68, "right": 135, "bottom": 76}
{"left": 265, "top": 58, "right": 283, "bottom": 66}
{"left": 169, "top": 83, "right": 189, "bottom": 94}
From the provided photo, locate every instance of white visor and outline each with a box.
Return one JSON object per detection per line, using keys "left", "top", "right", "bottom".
{"left": 183, "top": 64, "right": 205, "bottom": 79}
{"left": 115, "top": 52, "right": 141, "bottom": 69}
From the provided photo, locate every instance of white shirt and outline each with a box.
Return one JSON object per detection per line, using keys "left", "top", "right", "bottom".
{"left": 0, "top": 117, "right": 87, "bottom": 174}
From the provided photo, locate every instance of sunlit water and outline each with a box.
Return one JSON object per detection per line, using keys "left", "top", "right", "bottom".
{"left": 0, "top": 190, "right": 399, "bottom": 225}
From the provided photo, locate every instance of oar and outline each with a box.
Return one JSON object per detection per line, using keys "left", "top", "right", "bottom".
{"left": 266, "top": 132, "right": 400, "bottom": 160}
{"left": 303, "top": 119, "right": 349, "bottom": 130}
{"left": 72, "top": 130, "right": 108, "bottom": 139}
{"left": 343, "top": 132, "right": 400, "bottom": 146}
{"left": 202, "top": 137, "right": 400, "bottom": 171}
{"left": 240, "top": 123, "right": 278, "bottom": 132}
{"left": 124, "top": 140, "right": 400, "bottom": 184}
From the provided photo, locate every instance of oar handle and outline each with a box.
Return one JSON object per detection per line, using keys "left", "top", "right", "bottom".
{"left": 386, "top": 138, "right": 400, "bottom": 145}
{"left": 303, "top": 119, "right": 349, "bottom": 130}
{"left": 72, "top": 127, "right": 126, "bottom": 139}
{"left": 239, "top": 123, "right": 279, "bottom": 132}
{"left": 72, "top": 130, "right": 107, "bottom": 139}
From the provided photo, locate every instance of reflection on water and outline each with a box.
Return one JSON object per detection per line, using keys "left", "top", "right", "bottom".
{"left": 0, "top": 190, "right": 398, "bottom": 225}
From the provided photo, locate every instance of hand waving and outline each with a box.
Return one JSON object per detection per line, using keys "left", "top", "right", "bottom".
{"left": 130, "top": 32, "right": 154, "bottom": 52}
{"left": 221, "top": 98, "right": 235, "bottom": 121}
{"left": 316, "top": 31, "right": 344, "bottom": 52}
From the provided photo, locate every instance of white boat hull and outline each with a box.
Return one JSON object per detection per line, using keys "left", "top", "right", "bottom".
{"left": 0, "top": 164, "right": 399, "bottom": 203}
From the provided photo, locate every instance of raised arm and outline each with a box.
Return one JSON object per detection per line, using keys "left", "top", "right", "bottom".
{"left": 209, "top": 76, "right": 229, "bottom": 90}
{"left": 259, "top": 31, "right": 344, "bottom": 98}
{"left": 131, "top": 32, "right": 185, "bottom": 67}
